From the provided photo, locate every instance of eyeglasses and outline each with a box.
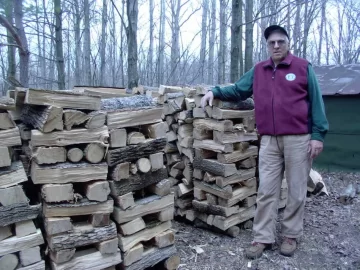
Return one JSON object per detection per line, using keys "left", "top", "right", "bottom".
{"left": 267, "top": 40, "right": 287, "bottom": 48}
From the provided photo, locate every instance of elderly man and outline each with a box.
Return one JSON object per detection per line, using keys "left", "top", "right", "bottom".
{"left": 201, "top": 25, "right": 329, "bottom": 259}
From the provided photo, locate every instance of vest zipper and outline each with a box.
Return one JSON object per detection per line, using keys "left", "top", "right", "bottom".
{"left": 272, "top": 67, "right": 276, "bottom": 135}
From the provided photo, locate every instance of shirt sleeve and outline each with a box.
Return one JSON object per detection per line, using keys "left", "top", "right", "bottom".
{"left": 307, "top": 64, "right": 329, "bottom": 142}
{"left": 211, "top": 67, "right": 254, "bottom": 101}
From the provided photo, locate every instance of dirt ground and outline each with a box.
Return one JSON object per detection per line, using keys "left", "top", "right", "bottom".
{"left": 172, "top": 171, "right": 360, "bottom": 270}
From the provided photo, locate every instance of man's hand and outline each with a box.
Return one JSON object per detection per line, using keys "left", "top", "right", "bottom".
{"left": 201, "top": 91, "right": 214, "bottom": 110}
{"left": 308, "top": 140, "right": 323, "bottom": 159}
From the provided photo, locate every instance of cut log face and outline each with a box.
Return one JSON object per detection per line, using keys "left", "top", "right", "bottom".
{"left": 0, "top": 226, "right": 12, "bottom": 241}
{"left": 217, "top": 145, "right": 258, "bottom": 164}
{"left": 193, "top": 139, "right": 233, "bottom": 153}
{"left": 193, "top": 158, "right": 237, "bottom": 177}
{"left": 109, "top": 162, "right": 130, "bottom": 181}
{"left": 89, "top": 214, "right": 110, "bottom": 227}
{"left": 85, "top": 111, "right": 106, "bottom": 129}
{"left": 67, "top": 147, "right": 84, "bottom": 163}
{"left": 119, "top": 217, "right": 146, "bottom": 236}
{"left": 95, "top": 238, "right": 118, "bottom": 255}
{"left": 213, "top": 130, "right": 258, "bottom": 144}
{"left": 215, "top": 169, "right": 256, "bottom": 188}
{"left": 45, "top": 217, "right": 73, "bottom": 236}
{"left": 141, "top": 122, "right": 167, "bottom": 139}
{"left": 136, "top": 158, "right": 151, "bottom": 173}
{"left": 114, "top": 192, "right": 135, "bottom": 210}
{"left": 63, "top": 109, "right": 89, "bottom": 130}
{"left": 212, "top": 205, "right": 256, "bottom": 230}
{"left": 0, "top": 112, "right": 16, "bottom": 129}
{"left": 30, "top": 126, "right": 109, "bottom": 147}
{"left": 41, "top": 184, "right": 74, "bottom": 203}
{"left": 21, "top": 105, "right": 63, "bottom": 133}
{"left": 15, "top": 220, "right": 37, "bottom": 237}
{"left": 84, "top": 181, "right": 110, "bottom": 202}
{"left": 147, "top": 179, "right": 171, "bottom": 196}
{"left": 0, "top": 254, "right": 18, "bottom": 270}
{"left": 33, "top": 146, "right": 67, "bottom": 164}
{"left": 152, "top": 230, "right": 175, "bottom": 248}
{"left": 193, "top": 119, "right": 233, "bottom": 132}
{"left": 123, "top": 244, "right": 143, "bottom": 266}
{"left": 166, "top": 131, "right": 177, "bottom": 142}
{"left": 50, "top": 248, "right": 76, "bottom": 264}
{"left": 0, "top": 96, "right": 15, "bottom": 110}
{"left": 0, "top": 127, "right": 21, "bottom": 147}
{"left": 19, "top": 246, "right": 41, "bottom": 267}
{"left": 84, "top": 143, "right": 105, "bottom": 163}
{"left": 109, "top": 128, "right": 127, "bottom": 148}
{"left": 127, "top": 132, "right": 146, "bottom": 145}
{"left": 25, "top": 88, "right": 101, "bottom": 110}
{"left": 149, "top": 152, "right": 164, "bottom": 172}
{"left": 0, "top": 146, "right": 11, "bottom": 167}
{"left": 177, "top": 124, "right": 193, "bottom": 138}
{"left": 0, "top": 161, "right": 27, "bottom": 188}
{"left": 193, "top": 180, "right": 233, "bottom": 199}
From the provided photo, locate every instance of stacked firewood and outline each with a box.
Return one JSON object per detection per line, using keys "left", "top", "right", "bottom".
{"left": 0, "top": 96, "right": 45, "bottom": 270}
{"left": 104, "top": 95, "right": 179, "bottom": 270}
{"left": 158, "top": 85, "right": 198, "bottom": 220}
{"left": 15, "top": 88, "right": 121, "bottom": 269}
{"left": 186, "top": 87, "right": 260, "bottom": 237}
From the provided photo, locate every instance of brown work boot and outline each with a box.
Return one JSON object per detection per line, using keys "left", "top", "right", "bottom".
{"left": 245, "top": 242, "right": 270, "bottom": 259}
{"left": 280, "top": 237, "right": 297, "bottom": 257}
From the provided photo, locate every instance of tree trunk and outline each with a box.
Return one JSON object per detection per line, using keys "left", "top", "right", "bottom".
{"left": 148, "top": 0, "right": 154, "bottom": 86}
{"left": 317, "top": 0, "right": 326, "bottom": 65}
{"left": 244, "top": 0, "right": 253, "bottom": 72}
{"left": 294, "top": 0, "right": 301, "bottom": 56}
{"left": 170, "top": 0, "right": 181, "bottom": 85}
{"left": 230, "top": 0, "right": 241, "bottom": 83}
{"left": 207, "top": 0, "right": 216, "bottom": 85}
{"left": 14, "top": 0, "right": 29, "bottom": 87}
{"left": 100, "top": 0, "right": 108, "bottom": 86}
{"left": 54, "top": 0, "right": 65, "bottom": 90}
{"left": 200, "top": 0, "right": 209, "bottom": 83}
{"left": 218, "top": 0, "right": 227, "bottom": 84}
{"left": 302, "top": 0, "right": 309, "bottom": 59}
{"left": 260, "top": 0, "right": 267, "bottom": 60}
{"left": 73, "top": 0, "right": 81, "bottom": 85}
{"left": 126, "top": 0, "right": 139, "bottom": 89}
{"left": 4, "top": 1, "right": 16, "bottom": 88}
{"left": 157, "top": 0, "right": 165, "bottom": 85}
{"left": 83, "top": 0, "right": 91, "bottom": 85}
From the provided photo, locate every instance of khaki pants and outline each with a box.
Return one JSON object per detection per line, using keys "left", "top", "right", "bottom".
{"left": 253, "top": 134, "right": 311, "bottom": 243}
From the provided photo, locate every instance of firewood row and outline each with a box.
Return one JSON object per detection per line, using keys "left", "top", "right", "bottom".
{"left": 105, "top": 94, "right": 179, "bottom": 270}
{"left": 10, "top": 87, "right": 122, "bottom": 270}
{"left": 0, "top": 98, "right": 45, "bottom": 270}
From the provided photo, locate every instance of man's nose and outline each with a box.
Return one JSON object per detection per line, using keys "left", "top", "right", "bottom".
{"left": 273, "top": 42, "right": 280, "bottom": 49}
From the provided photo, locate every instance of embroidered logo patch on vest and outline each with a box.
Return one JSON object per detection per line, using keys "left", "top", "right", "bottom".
{"left": 285, "top": 73, "right": 296, "bottom": 81}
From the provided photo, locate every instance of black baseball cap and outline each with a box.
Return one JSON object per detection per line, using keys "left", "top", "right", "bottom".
{"left": 264, "top": 25, "right": 289, "bottom": 40}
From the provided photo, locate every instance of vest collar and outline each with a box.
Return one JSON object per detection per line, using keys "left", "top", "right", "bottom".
{"left": 263, "top": 52, "right": 294, "bottom": 68}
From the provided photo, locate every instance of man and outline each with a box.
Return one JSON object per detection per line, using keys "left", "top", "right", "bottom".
{"left": 201, "top": 25, "right": 329, "bottom": 259}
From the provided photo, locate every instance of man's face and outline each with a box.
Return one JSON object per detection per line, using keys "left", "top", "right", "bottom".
{"left": 267, "top": 32, "right": 289, "bottom": 63}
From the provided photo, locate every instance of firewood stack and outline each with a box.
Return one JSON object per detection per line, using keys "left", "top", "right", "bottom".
{"left": 157, "top": 85, "right": 198, "bottom": 220}
{"left": 104, "top": 95, "right": 179, "bottom": 270}
{"left": 188, "top": 87, "right": 260, "bottom": 237}
{"left": 18, "top": 89, "right": 121, "bottom": 269}
{"left": 0, "top": 96, "right": 45, "bottom": 270}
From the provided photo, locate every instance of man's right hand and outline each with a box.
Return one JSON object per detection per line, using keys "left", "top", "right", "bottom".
{"left": 201, "top": 91, "right": 214, "bottom": 110}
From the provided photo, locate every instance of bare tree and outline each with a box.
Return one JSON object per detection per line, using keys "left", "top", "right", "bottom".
{"left": 200, "top": 0, "right": 209, "bottom": 83}
{"left": 100, "top": 0, "right": 108, "bottom": 86}
{"left": 148, "top": 0, "right": 154, "bottom": 86}
{"left": 245, "top": 0, "right": 254, "bottom": 72}
{"left": 218, "top": 0, "right": 228, "bottom": 84}
{"left": 230, "top": 0, "right": 242, "bottom": 82}
{"left": 157, "top": 0, "right": 166, "bottom": 85}
{"left": 54, "top": 0, "right": 65, "bottom": 89}
{"left": 126, "top": 0, "right": 139, "bottom": 89}
{"left": 169, "top": 0, "right": 181, "bottom": 84}
{"left": 207, "top": 0, "right": 216, "bottom": 85}
{"left": 4, "top": 1, "right": 16, "bottom": 88}
{"left": 83, "top": 0, "right": 92, "bottom": 85}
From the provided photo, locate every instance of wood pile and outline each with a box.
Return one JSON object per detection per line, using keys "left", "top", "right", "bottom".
{"left": 0, "top": 96, "right": 45, "bottom": 270}
{"left": 157, "top": 85, "right": 197, "bottom": 220}
{"left": 15, "top": 88, "right": 121, "bottom": 270}
{"left": 103, "top": 95, "right": 179, "bottom": 270}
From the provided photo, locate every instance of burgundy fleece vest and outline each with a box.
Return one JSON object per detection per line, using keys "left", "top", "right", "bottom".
{"left": 253, "top": 53, "right": 310, "bottom": 136}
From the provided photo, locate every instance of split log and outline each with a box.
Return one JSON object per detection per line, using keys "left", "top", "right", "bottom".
{"left": 0, "top": 254, "right": 18, "bottom": 270}
{"left": 149, "top": 152, "right": 164, "bottom": 171}
{"left": 85, "top": 111, "right": 106, "bottom": 129}
{"left": 127, "top": 132, "right": 145, "bottom": 144}
{"left": 109, "top": 168, "right": 168, "bottom": 196}
{"left": 212, "top": 205, "right": 256, "bottom": 231}
{"left": 166, "top": 131, "right": 177, "bottom": 142}
{"left": 106, "top": 107, "right": 163, "bottom": 129}
{"left": 193, "top": 169, "right": 204, "bottom": 180}
{"left": 109, "top": 162, "right": 130, "bottom": 181}
{"left": 84, "top": 181, "right": 110, "bottom": 202}
{"left": 212, "top": 98, "right": 254, "bottom": 110}
{"left": 63, "top": 109, "right": 89, "bottom": 130}
{"left": 109, "top": 128, "right": 127, "bottom": 148}
{"left": 0, "top": 127, "right": 21, "bottom": 146}
{"left": 118, "top": 218, "right": 146, "bottom": 236}
{"left": 17, "top": 260, "right": 45, "bottom": 270}
{"left": 238, "top": 156, "right": 257, "bottom": 168}
{"left": 195, "top": 149, "right": 217, "bottom": 159}
{"left": 19, "top": 246, "right": 41, "bottom": 266}
{"left": 0, "top": 186, "right": 28, "bottom": 206}
{"left": 50, "top": 248, "right": 121, "bottom": 270}
{"left": 118, "top": 221, "right": 172, "bottom": 252}
{"left": 193, "top": 128, "right": 212, "bottom": 140}
{"left": 216, "top": 169, "right": 256, "bottom": 188}
{"left": 96, "top": 238, "right": 118, "bottom": 255}
{"left": 112, "top": 194, "right": 174, "bottom": 224}
{"left": 67, "top": 147, "right": 83, "bottom": 163}
{"left": 152, "top": 230, "right": 175, "bottom": 248}
{"left": 157, "top": 208, "right": 174, "bottom": 222}
{"left": 178, "top": 136, "right": 194, "bottom": 148}
{"left": 50, "top": 249, "right": 76, "bottom": 264}
{"left": 194, "top": 180, "right": 233, "bottom": 199}
{"left": 0, "top": 146, "right": 11, "bottom": 167}
{"left": 213, "top": 130, "right": 258, "bottom": 144}
{"left": 123, "top": 244, "right": 143, "bottom": 266}
{"left": 177, "top": 183, "right": 193, "bottom": 197}
{"left": 192, "top": 200, "right": 240, "bottom": 217}
{"left": 193, "top": 139, "right": 233, "bottom": 153}
{"left": 0, "top": 226, "right": 12, "bottom": 241}
{"left": 206, "top": 193, "right": 218, "bottom": 205}
{"left": 218, "top": 180, "right": 257, "bottom": 207}
{"left": 0, "top": 97, "right": 15, "bottom": 110}
{"left": 15, "top": 220, "right": 37, "bottom": 237}
{"left": 136, "top": 158, "right": 151, "bottom": 173}
{"left": 84, "top": 143, "right": 105, "bottom": 163}
{"left": 30, "top": 126, "right": 109, "bottom": 147}
{"left": 25, "top": 88, "right": 101, "bottom": 110}
{"left": 113, "top": 192, "right": 135, "bottom": 210}
{"left": 74, "top": 85, "right": 129, "bottom": 98}
{"left": 90, "top": 214, "right": 111, "bottom": 227}
{"left": 194, "top": 187, "right": 206, "bottom": 200}
{"left": 141, "top": 122, "right": 168, "bottom": 138}
{"left": 203, "top": 172, "right": 216, "bottom": 183}
{"left": 0, "top": 229, "right": 44, "bottom": 257}
{"left": 47, "top": 222, "right": 117, "bottom": 251}
{"left": 177, "top": 124, "right": 193, "bottom": 138}
{"left": 30, "top": 146, "right": 67, "bottom": 164}
{"left": 0, "top": 203, "right": 41, "bottom": 227}
{"left": 31, "top": 161, "right": 108, "bottom": 184}
{"left": 211, "top": 107, "right": 254, "bottom": 120}
{"left": 42, "top": 198, "right": 113, "bottom": 217}
{"left": 101, "top": 95, "right": 154, "bottom": 110}
{"left": 148, "top": 179, "right": 171, "bottom": 196}
{"left": 44, "top": 217, "right": 73, "bottom": 236}
{"left": 193, "top": 158, "right": 237, "bottom": 177}
{"left": 0, "top": 161, "right": 27, "bottom": 188}
{"left": 217, "top": 145, "right": 258, "bottom": 163}
{"left": 0, "top": 112, "right": 16, "bottom": 129}
{"left": 107, "top": 138, "right": 166, "bottom": 166}
{"left": 159, "top": 85, "right": 183, "bottom": 95}
{"left": 193, "top": 119, "right": 233, "bottom": 132}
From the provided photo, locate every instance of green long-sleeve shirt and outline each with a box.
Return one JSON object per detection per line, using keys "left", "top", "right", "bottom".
{"left": 211, "top": 64, "right": 329, "bottom": 142}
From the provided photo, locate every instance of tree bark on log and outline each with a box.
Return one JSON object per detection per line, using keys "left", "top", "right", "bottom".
{"left": 21, "top": 105, "right": 63, "bottom": 133}
{"left": 63, "top": 109, "right": 89, "bottom": 130}
{"left": 107, "top": 138, "right": 166, "bottom": 166}
{"left": 193, "top": 158, "right": 237, "bottom": 177}
{"left": 47, "top": 222, "right": 117, "bottom": 251}
{"left": 109, "top": 168, "right": 168, "bottom": 196}
{"left": 0, "top": 203, "right": 41, "bottom": 227}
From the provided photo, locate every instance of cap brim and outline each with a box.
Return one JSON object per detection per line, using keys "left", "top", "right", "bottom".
{"left": 264, "top": 25, "right": 289, "bottom": 40}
